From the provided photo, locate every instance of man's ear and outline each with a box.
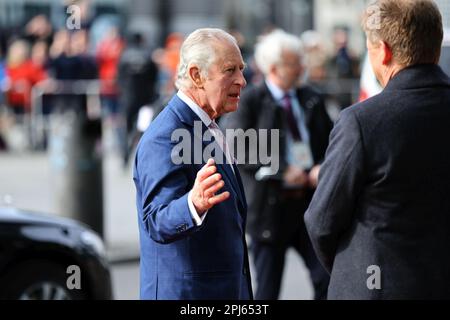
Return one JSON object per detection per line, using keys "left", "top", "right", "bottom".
{"left": 189, "top": 65, "right": 204, "bottom": 88}
{"left": 269, "top": 64, "right": 278, "bottom": 77}
{"left": 381, "top": 41, "right": 393, "bottom": 65}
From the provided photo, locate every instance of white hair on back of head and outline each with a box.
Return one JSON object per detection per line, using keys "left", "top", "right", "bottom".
{"left": 175, "top": 28, "right": 238, "bottom": 90}
{"left": 254, "top": 29, "right": 303, "bottom": 76}
{"left": 301, "top": 30, "right": 323, "bottom": 48}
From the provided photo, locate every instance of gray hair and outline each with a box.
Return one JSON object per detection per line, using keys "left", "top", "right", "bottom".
{"left": 362, "top": 0, "right": 443, "bottom": 67}
{"left": 254, "top": 29, "right": 304, "bottom": 76}
{"left": 175, "top": 28, "right": 238, "bottom": 90}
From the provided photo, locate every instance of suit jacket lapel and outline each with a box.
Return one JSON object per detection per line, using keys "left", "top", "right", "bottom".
{"left": 232, "top": 163, "right": 247, "bottom": 213}
{"left": 208, "top": 139, "right": 246, "bottom": 213}
{"left": 222, "top": 163, "right": 245, "bottom": 207}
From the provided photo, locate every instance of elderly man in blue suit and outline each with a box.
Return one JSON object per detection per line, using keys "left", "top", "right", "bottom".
{"left": 133, "top": 28, "right": 252, "bottom": 300}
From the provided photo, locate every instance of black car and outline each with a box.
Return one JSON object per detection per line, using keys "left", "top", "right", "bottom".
{"left": 0, "top": 206, "right": 113, "bottom": 300}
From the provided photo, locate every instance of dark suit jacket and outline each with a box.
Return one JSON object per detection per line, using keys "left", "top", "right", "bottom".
{"left": 133, "top": 95, "right": 252, "bottom": 300}
{"left": 221, "top": 82, "right": 333, "bottom": 245}
{"left": 305, "top": 64, "right": 450, "bottom": 299}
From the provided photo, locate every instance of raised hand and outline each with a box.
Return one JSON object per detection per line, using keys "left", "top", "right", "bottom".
{"left": 191, "top": 159, "right": 230, "bottom": 215}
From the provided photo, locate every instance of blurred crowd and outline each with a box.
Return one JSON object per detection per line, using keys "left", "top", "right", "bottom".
{"left": 0, "top": 13, "right": 164, "bottom": 163}
{"left": 0, "top": 11, "right": 362, "bottom": 165}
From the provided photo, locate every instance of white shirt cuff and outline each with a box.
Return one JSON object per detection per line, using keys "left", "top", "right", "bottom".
{"left": 188, "top": 190, "right": 208, "bottom": 226}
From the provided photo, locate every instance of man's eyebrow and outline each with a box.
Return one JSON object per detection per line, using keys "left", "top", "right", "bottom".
{"left": 222, "top": 62, "right": 246, "bottom": 70}
{"left": 223, "top": 62, "right": 246, "bottom": 67}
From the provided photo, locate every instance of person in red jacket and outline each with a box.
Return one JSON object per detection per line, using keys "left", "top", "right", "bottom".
{"left": 5, "top": 40, "right": 47, "bottom": 116}
{"left": 96, "top": 26, "right": 124, "bottom": 116}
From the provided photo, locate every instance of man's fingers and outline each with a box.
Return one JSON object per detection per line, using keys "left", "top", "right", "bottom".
{"left": 205, "top": 158, "right": 215, "bottom": 167}
{"left": 204, "top": 179, "right": 225, "bottom": 197}
{"left": 193, "top": 159, "right": 229, "bottom": 210}
{"left": 201, "top": 173, "right": 222, "bottom": 190}
{"left": 207, "top": 191, "right": 230, "bottom": 206}
{"left": 196, "top": 163, "right": 217, "bottom": 182}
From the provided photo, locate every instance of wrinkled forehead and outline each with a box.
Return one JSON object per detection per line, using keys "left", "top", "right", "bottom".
{"left": 212, "top": 40, "right": 244, "bottom": 65}
{"left": 281, "top": 48, "right": 302, "bottom": 60}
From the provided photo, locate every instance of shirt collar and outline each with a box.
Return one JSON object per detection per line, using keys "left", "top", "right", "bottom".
{"left": 177, "top": 90, "right": 213, "bottom": 127}
{"left": 265, "top": 79, "right": 296, "bottom": 102}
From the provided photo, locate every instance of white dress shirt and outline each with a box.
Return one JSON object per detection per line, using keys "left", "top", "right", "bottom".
{"left": 265, "top": 80, "right": 311, "bottom": 165}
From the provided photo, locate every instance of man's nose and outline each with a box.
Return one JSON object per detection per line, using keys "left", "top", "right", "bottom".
{"left": 237, "top": 70, "right": 247, "bottom": 88}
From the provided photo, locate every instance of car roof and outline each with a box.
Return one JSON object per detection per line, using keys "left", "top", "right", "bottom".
{"left": 0, "top": 206, "right": 84, "bottom": 229}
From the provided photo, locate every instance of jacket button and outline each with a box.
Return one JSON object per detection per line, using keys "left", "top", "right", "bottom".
{"left": 262, "top": 230, "right": 271, "bottom": 239}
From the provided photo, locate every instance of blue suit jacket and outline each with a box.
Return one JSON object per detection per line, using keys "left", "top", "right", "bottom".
{"left": 133, "top": 95, "right": 253, "bottom": 300}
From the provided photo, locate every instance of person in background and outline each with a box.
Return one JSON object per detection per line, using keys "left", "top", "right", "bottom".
{"left": 152, "top": 32, "right": 183, "bottom": 101}
{"left": 5, "top": 40, "right": 46, "bottom": 117}
{"left": 117, "top": 32, "right": 159, "bottom": 166}
{"left": 325, "top": 26, "right": 360, "bottom": 110}
{"left": 221, "top": 29, "right": 332, "bottom": 300}
{"left": 96, "top": 26, "right": 124, "bottom": 154}
{"left": 96, "top": 26, "right": 124, "bottom": 118}
{"left": 23, "top": 14, "right": 54, "bottom": 48}
{"left": 301, "top": 30, "right": 328, "bottom": 88}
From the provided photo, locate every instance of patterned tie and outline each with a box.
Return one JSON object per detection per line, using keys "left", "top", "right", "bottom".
{"left": 282, "top": 94, "right": 302, "bottom": 141}
{"left": 208, "top": 121, "right": 235, "bottom": 169}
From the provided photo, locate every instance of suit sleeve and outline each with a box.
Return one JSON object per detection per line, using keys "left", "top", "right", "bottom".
{"left": 135, "top": 131, "right": 199, "bottom": 244}
{"left": 304, "top": 108, "right": 366, "bottom": 272}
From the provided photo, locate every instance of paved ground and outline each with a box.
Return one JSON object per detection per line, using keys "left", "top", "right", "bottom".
{"left": 0, "top": 125, "right": 313, "bottom": 300}
{"left": 111, "top": 248, "right": 312, "bottom": 300}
